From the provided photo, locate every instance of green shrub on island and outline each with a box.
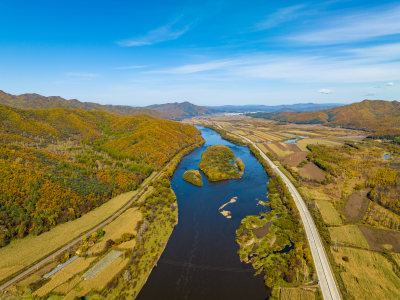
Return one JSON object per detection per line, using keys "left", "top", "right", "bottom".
{"left": 199, "top": 145, "right": 245, "bottom": 181}
{"left": 183, "top": 169, "right": 203, "bottom": 186}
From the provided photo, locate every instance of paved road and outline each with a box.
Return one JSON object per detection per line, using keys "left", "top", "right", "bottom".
{"left": 0, "top": 158, "right": 170, "bottom": 291}
{"left": 217, "top": 124, "right": 341, "bottom": 300}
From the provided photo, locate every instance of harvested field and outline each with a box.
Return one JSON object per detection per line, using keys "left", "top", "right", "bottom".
{"left": 267, "top": 143, "right": 293, "bottom": 157}
{"left": 53, "top": 275, "right": 81, "bottom": 294}
{"left": 359, "top": 225, "right": 400, "bottom": 252}
{"left": 343, "top": 189, "right": 370, "bottom": 222}
{"left": 64, "top": 257, "right": 129, "bottom": 300}
{"left": 91, "top": 208, "right": 141, "bottom": 254}
{"left": 298, "top": 162, "right": 325, "bottom": 181}
{"left": 253, "top": 222, "right": 272, "bottom": 238}
{"left": 83, "top": 250, "right": 123, "bottom": 280}
{"left": 260, "top": 143, "right": 277, "bottom": 157}
{"left": 0, "top": 190, "right": 137, "bottom": 282}
{"left": 316, "top": 200, "right": 342, "bottom": 225}
{"left": 331, "top": 246, "right": 400, "bottom": 300}
{"left": 296, "top": 138, "right": 341, "bottom": 152}
{"left": 277, "top": 287, "right": 315, "bottom": 300}
{"left": 34, "top": 257, "right": 96, "bottom": 297}
{"left": 329, "top": 225, "right": 369, "bottom": 248}
{"left": 299, "top": 186, "right": 332, "bottom": 201}
{"left": 282, "top": 151, "right": 308, "bottom": 167}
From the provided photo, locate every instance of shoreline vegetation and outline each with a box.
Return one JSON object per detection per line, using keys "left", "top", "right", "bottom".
{"left": 203, "top": 125, "right": 318, "bottom": 298}
{"left": 198, "top": 144, "right": 245, "bottom": 181}
{"left": 1, "top": 134, "right": 205, "bottom": 299}
{"left": 182, "top": 169, "right": 203, "bottom": 186}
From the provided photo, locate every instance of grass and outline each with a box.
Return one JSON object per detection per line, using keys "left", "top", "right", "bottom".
{"left": 299, "top": 186, "right": 332, "bottom": 201}
{"left": 91, "top": 208, "right": 141, "bottom": 254}
{"left": 296, "top": 138, "right": 341, "bottom": 152}
{"left": 0, "top": 190, "right": 138, "bottom": 282}
{"left": 316, "top": 200, "right": 342, "bottom": 225}
{"left": 266, "top": 143, "right": 293, "bottom": 157}
{"left": 63, "top": 257, "right": 130, "bottom": 300}
{"left": 276, "top": 287, "right": 315, "bottom": 300}
{"left": 331, "top": 246, "right": 400, "bottom": 300}
{"left": 34, "top": 257, "right": 96, "bottom": 297}
{"left": 328, "top": 225, "right": 369, "bottom": 248}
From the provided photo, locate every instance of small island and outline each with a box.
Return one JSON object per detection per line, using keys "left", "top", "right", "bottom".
{"left": 199, "top": 144, "right": 245, "bottom": 181}
{"left": 183, "top": 169, "right": 203, "bottom": 186}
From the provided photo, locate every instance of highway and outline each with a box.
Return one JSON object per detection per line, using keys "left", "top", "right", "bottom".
{"left": 216, "top": 124, "right": 341, "bottom": 300}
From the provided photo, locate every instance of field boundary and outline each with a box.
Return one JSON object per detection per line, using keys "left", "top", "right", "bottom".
{"left": 0, "top": 141, "right": 203, "bottom": 291}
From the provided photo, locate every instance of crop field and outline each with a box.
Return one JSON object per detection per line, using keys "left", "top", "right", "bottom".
{"left": 296, "top": 138, "right": 342, "bottom": 152}
{"left": 331, "top": 246, "right": 400, "bottom": 299}
{"left": 316, "top": 200, "right": 342, "bottom": 225}
{"left": 188, "top": 115, "right": 400, "bottom": 299}
{"left": 64, "top": 256, "right": 130, "bottom": 300}
{"left": 298, "top": 162, "right": 325, "bottom": 181}
{"left": 34, "top": 257, "right": 96, "bottom": 297}
{"left": 277, "top": 287, "right": 315, "bottom": 300}
{"left": 328, "top": 225, "right": 369, "bottom": 248}
{"left": 359, "top": 225, "right": 400, "bottom": 252}
{"left": 91, "top": 208, "right": 141, "bottom": 254}
{"left": 343, "top": 189, "right": 370, "bottom": 222}
{"left": 0, "top": 190, "right": 137, "bottom": 282}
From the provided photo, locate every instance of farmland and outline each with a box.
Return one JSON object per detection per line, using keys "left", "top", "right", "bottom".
{"left": 187, "top": 115, "right": 400, "bottom": 300}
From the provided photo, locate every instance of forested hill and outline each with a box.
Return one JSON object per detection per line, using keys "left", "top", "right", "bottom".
{"left": 0, "top": 90, "right": 170, "bottom": 118}
{"left": 250, "top": 100, "right": 400, "bottom": 138}
{"left": 146, "top": 101, "right": 212, "bottom": 119}
{"left": 0, "top": 104, "right": 203, "bottom": 245}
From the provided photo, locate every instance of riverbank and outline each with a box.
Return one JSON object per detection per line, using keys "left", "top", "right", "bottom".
{"left": 0, "top": 140, "right": 204, "bottom": 299}
{"left": 137, "top": 126, "right": 269, "bottom": 299}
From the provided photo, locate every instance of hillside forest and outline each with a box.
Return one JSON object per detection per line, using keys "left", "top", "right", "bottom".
{"left": 0, "top": 104, "right": 202, "bottom": 246}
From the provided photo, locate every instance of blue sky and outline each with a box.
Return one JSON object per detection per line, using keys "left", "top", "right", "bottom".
{"left": 0, "top": 0, "right": 399, "bottom": 106}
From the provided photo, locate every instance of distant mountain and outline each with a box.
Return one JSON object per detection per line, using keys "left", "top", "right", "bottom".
{"left": 0, "top": 90, "right": 170, "bottom": 118}
{"left": 207, "top": 103, "right": 342, "bottom": 113}
{"left": 250, "top": 100, "right": 400, "bottom": 138}
{"left": 146, "top": 101, "right": 212, "bottom": 119}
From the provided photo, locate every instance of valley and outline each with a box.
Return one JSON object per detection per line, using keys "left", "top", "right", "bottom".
{"left": 186, "top": 113, "right": 400, "bottom": 299}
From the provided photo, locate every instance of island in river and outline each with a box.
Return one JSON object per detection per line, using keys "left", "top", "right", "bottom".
{"left": 182, "top": 169, "right": 203, "bottom": 186}
{"left": 199, "top": 144, "right": 245, "bottom": 181}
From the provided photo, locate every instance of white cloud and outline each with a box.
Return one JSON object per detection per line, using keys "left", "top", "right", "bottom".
{"left": 289, "top": 5, "right": 400, "bottom": 45}
{"left": 318, "top": 88, "right": 333, "bottom": 94}
{"left": 148, "top": 59, "right": 244, "bottom": 74}
{"left": 386, "top": 82, "right": 394, "bottom": 86}
{"left": 117, "top": 20, "right": 191, "bottom": 47}
{"left": 254, "top": 5, "right": 306, "bottom": 30}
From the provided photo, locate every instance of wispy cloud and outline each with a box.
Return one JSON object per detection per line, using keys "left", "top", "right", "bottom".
{"left": 254, "top": 5, "right": 306, "bottom": 30}
{"left": 289, "top": 5, "right": 400, "bottom": 45}
{"left": 318, "top": 88, "right": 333, "bottom": 94}
{"left": 146, "top": 42, "right": 400, "bottom": 84}
{"left": 386, "top": 82, "right": 394, "bottom": 86}
{"left": 117, "top": 19, "right": 192, "bottom": 47}
{"left": 148, "top": 59, "right": 244, "bottom": 74}
{"left": 66, "top": 72, "right": 98, "bottom": 79}
{"left": 115, "top": 65, "right": 146, "bottom": 70}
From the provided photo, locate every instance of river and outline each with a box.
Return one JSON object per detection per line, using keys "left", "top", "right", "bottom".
{"left": 137, "top": 127, "right": 270, "bottom": 300}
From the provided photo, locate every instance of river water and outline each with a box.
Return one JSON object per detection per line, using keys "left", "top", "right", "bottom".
{"left": 137, "top": 127, "right": 270, "bottom": 300}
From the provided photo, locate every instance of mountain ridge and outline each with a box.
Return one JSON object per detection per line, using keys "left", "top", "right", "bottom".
{"left": 249, "top": 99, "right": 400, "bottom": 138}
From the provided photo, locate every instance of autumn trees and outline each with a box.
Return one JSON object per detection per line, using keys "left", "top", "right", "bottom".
{"left": 0, "top": 105, "right": 202, "bottom": 246}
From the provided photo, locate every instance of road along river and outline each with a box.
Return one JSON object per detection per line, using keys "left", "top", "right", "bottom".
{"left": 222, "top": 125, "right": 342, "bottom": 300}
{"left": 138, "top": 127, "right": 270, "bottom": 300}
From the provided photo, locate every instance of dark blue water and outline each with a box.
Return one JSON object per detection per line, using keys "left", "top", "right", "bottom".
{"left": 137, "top": 127, "right": 270, "bottom": 300}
